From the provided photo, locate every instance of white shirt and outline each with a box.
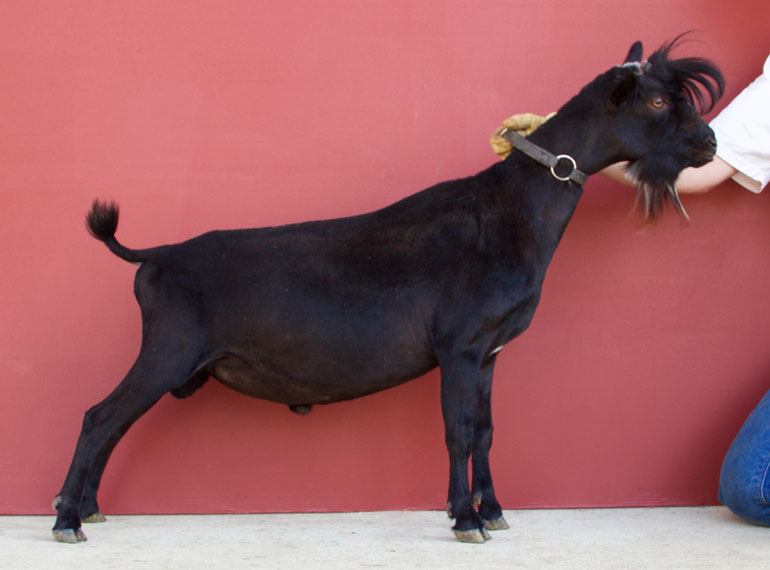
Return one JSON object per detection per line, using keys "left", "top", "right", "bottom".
{"left": 709, "top": 54, "right": 770, "bottom": 193}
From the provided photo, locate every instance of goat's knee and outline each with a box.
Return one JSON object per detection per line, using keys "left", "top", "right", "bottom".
{"left": 81, "top": 406, "right": 101, "bottom": 432}
{"left": 473, "top": 424, "right": 493, "bottom": 450}
{"left": 445, "top": 423, "right": 474, "bottom": 458}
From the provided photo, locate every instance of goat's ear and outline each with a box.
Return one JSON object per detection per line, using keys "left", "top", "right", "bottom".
{"left": 624, "top": 41, "right": 643, "bottom": 63}
{"left": 610, "top": 72, "right": 638, "bottom": 107}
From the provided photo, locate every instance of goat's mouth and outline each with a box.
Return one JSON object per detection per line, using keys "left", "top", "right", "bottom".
{"left": 687, "top": 133, "right": 718, "bottom": 168}
{"left": 689, "top": 145, "right": 717, "bottom": 169}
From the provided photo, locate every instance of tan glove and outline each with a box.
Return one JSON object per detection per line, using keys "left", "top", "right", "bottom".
{"left": 490, "top": 112, "right": 556, "bottom": 159}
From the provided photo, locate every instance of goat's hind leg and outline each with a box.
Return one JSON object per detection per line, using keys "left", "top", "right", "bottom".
{"left": 71, "top": 368, "right": 210, "bottom": 526}
{"left": 52, "top": 380, "right": 159, "bottom": 543}
{"left": 75, "top": 440, "right": 115, "bottom": 524}
{"left": 471, "top": 357, "right": 509, "bottom": 532}
{"left": 52, "top": 343, "right": 205, "bottom": 543}
{"left": 52, "top": 432, "right": 122, "bottom": 528}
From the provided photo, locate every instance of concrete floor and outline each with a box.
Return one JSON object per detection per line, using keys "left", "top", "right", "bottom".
{"left": 1, "top": 507, "right": 766, "bottom": 569}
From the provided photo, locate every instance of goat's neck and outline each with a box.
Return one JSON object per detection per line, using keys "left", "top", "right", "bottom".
{"left": 524, "top": 114, "right": 614, "bottom": 176}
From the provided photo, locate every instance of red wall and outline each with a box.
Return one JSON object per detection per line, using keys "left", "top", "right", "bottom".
{"left": 3, "top": 1, "right": 770, "bottom": 515}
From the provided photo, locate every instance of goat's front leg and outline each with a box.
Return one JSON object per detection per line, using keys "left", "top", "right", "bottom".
{"left": 440, "top": 356, "right": 490, "bottom": 543}
{"left": 471, "top": 357, "right": 509, "bottom": 531}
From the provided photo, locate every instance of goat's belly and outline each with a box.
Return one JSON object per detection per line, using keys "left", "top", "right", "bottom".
{"left": 207, "top": 353, "right": 436, "bottom": 406}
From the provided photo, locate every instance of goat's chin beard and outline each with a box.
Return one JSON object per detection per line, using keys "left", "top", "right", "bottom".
{"left": 626, "top": 161, "right": 689, "bottom": 224}
{"left": 634, "top": 182, "right": 689, "bottom": 224}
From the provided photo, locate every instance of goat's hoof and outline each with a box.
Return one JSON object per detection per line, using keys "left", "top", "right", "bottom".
{"left": 52, "top": 528, "right": 87, "bottom": 543}
{"left": 482, "top": 515, "right": 510, "bottom": 531}
{"left": 82, "top": 511, "right": 106, "bottom": 523}
{"left": 454, "top": 528, "right": 490, "bottom": 543}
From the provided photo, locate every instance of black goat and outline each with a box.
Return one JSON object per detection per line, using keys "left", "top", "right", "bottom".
{"left": 53, "top": 38, "right": 723, "bottom": 544}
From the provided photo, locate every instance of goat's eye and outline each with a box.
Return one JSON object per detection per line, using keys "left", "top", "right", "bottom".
{"left": 650, "top": 97, "right": 666, "bottom": 109}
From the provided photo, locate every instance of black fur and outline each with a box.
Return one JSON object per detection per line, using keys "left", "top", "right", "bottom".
{"left": 53, "top": 39, "right": 723, "bottom": 544}
{"left": 621, "top": 34, "right": 724, "bottom": 220}
{"left": 85, "top": 201, "right": 119, "bottom": 242}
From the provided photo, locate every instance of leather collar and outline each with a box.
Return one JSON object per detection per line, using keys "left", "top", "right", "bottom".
{"left": 500, "top": 128, "right": 588, "bottom": 186}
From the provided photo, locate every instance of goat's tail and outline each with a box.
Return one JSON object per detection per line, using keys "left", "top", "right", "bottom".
{"left": 86, "top": 200, "right": 152, "bottom": 264}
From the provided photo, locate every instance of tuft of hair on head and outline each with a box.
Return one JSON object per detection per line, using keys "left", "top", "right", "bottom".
{"left": 85, "top": 199, "right": 120, "bottom": 242}
{"left": 646, "top": 32, "right": 725, "bottom": 115}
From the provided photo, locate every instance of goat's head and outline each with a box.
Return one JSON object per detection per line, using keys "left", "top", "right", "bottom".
{"left": 559, "top": 35, "right": 725, "bottom": 222}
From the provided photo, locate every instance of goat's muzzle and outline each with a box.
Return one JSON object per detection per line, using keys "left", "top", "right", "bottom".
{"left": 689, "top": 135, "right": 717, "bottom": 169}
{"left": 686, "top": 122, "right": 718, "bottom": 169}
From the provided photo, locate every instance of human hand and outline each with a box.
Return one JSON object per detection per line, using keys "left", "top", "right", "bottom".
{"left": 490, "top": 112, "right": 556, "bottom": 159}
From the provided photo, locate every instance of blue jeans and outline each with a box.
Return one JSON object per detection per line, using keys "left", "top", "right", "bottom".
{"left": 719, "top": 389, "right": 770, "bottom": 525}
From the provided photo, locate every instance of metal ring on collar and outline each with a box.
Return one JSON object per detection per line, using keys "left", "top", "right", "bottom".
{"left": 550, "top": 154, "right": 578, "bottom": 182}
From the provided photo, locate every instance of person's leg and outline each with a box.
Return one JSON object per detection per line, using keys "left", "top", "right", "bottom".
{"left": 719, "top": 389, "right": 770, "bottom": 525}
